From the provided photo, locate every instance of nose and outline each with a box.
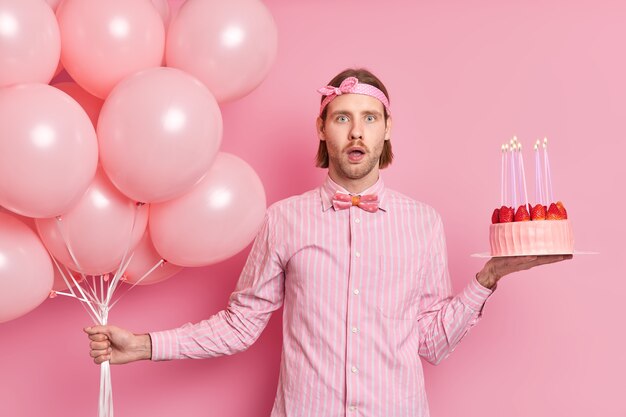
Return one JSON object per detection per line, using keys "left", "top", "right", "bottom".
{"left": 350, "top": 120, "right": 363, "bottom": 140}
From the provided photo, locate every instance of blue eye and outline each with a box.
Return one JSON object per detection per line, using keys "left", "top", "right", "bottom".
{"left": 365, "top": 115, "right": 376, "bottom": 122}
{"left": 336, "top": 115, "right": 349, "bottom": 123}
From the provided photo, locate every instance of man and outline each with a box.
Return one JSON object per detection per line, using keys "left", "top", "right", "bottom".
{"left": 86, "top": 68, "right": 571, "bottom": 416}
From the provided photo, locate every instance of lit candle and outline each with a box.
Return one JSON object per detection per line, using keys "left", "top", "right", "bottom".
{"left": 534, "top": 140, "right": 542, "bottom": 205}
{"left": 518, "top": 142, "right": 529, "bottom": 211}
{"left": 503, "top": 144, "right": 509, "bottom": 206}
{"left": 510, "top": 139, "right": 517, "bottom": 208}
{"left": 543, "top": 137, "right": 553, "bottom": 203}
{"left": 500, "top": 144, "right": 504, "bottom": 206}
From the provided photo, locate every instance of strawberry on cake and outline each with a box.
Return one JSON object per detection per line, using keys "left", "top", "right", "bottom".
{"left": 489, "top": 138, "right": 574, "bottom": 257}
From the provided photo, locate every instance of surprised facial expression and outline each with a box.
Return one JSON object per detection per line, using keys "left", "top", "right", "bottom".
{"left": 317, "top": 93, "right": 392, "bottom": 186}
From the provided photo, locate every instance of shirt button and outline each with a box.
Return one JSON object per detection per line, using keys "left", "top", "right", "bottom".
{"left": 351, "top": 366, "right": 359, "bottom": 374}
{"left": 355, "top": 251, "right": 361, "bottom": 258}
{"left": 353, "top": 289, "right": 360, "bottom": 295}
{"left": 351, "top": 327, "right": 359, "bottom": 333}
{"left": 354, "top": 218, "right": 360, "bottom": 224}
{"left": 349, "top": 405, "right": 357, "bottom": 412}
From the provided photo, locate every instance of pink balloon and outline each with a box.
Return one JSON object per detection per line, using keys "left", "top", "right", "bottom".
{"left": 0, "top": 206, "right": 76, "bottom": 291}
{"left": 98, "top": 67, "right": 222, "bottom": 203}
{"left": 0, "top": 0, "right": 60, "bottom": 87}
{"left": 44, "top": 0, "right": 63, "bottom": 11}
{"left": 150, "top": 0, "right": 170, "bottom": 27}
{"left": 0, "top": 205, "right": 35, "bottom": 227}
{"left": 0, "top": 213, "right": 54, "bottom": 323}
{"left": 0, "top": 205, "right": 72, "bottom": 291}
{"left": 57, "top": 0, "right": 165, "bottom": 98}
{"left": 36, "top": 168, "right": 149, "bottom": 276}
{"left": 0, "top": 84, "right": 98, "bottom": 218}
{"left": 150, "top": 152, "right": 266, "bottom": 267}
{"left": 123, "top": 230, "right": 183, "bottom": 286}
{"left": 166, "top": 0, "right": 278, "bottom": 103}
{"left": 53, "top": 81, "right": 104, "bottom": 128}
{"left": 52, "top": 59, "right": 65, "bottom": 78}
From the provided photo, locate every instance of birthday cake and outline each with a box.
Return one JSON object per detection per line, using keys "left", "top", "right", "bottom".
{"left": 489, "top": 138, "right": 574, "bottom": 257}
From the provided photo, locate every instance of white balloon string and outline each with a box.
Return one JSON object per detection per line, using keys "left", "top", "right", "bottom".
{"left": 107, "top": 203, "right": 143, "bottom": 297}
{"left": 52, "top": 291, "right": 91, "bottom": 303}
{"left": 110, "top": 259, "right": 164, "bottom": 309}
{"left": 105, "top": 252, "right": 134, "bottom": 307}
{"left": 49, "top": 255, "right": 78, "bottom": 298}
{"left": 54, "top": 216, "right": 88, "bottom": 279}
{"left": 53, "top": 216, "right": 104, "bottom": 306}
{"left": 47, "top": 251, "right": 100, "bottom": 323}
{"left": 98, "top": 308, "right": 113, "bottom": 417}
{"left": 49, "top": 205, "right": 147, "bottom": 417}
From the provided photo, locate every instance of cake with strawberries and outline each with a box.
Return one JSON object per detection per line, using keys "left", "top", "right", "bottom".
{"left": 489, "top": 138, "right": 574, "bottom": 257}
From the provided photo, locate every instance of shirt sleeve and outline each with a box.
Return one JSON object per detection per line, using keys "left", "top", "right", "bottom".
{"left": 416, "top": 215, "right": 493, "bottom": 365}
{"left": 150, "top": 210, "right": 285, "bottom": 361}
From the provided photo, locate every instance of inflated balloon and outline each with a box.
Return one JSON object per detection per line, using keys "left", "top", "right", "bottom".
{"left": 150, "top": 153, "right": 266, "bottom": 267}
{"left": 0, "top": 206, "right": 73, "bottom": 292}
{"left": 166, "top": 0, "right": 278, "bottom": 103}
{"left": 98, "top": 67, "right": 222, "bottom": 203}
{"left": 44, "top": 0, "right": 63, "bottom": 11}
{"left": 123, "top": 230, "right": 183, "bottom": 286}
{"left": 0, "top": 84, "right": 98, "bottom": 218}
{"left": 56, "top": 0, "right": 165, "bottom": 98}
{"left": 53, "top": 82, "right": 104, "bottom": 128}
{"left": 36, "top": 169, "right": 148, "bottom": 276}
{"left": 150, "top": 0, "right": 170, "bottom": 27}
{"left": 0, "top": 206, "right": 71, "bottom": 291}
{"left": 0, "top": 213, "right": 54, "bottom": 323}
{"left": 52, "top": 59, "right": 65, "bottom": 79}
{"left": 0, "top": 0, "right": 61, "bottom": 87}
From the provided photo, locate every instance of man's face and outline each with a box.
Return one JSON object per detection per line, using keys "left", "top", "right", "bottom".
{"left": 317, "top": 93, "right": 392, "bottom": 187}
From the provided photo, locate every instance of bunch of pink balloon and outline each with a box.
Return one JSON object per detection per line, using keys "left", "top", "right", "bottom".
{"left": 0, "top": 0, "right": 276, "bottom": 328}
{"left": 0, "top": 0, "right": 275, "bottom": 414}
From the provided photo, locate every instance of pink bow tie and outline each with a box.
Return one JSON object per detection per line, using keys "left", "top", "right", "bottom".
{"left": 332, "top": 193, "right": 379, "bottom": 213}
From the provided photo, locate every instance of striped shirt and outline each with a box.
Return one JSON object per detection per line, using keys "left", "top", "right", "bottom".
{"left": 150, "top": 175, "right": 493, "bottom": 417}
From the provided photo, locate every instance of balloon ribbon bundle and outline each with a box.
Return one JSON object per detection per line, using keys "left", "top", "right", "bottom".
{"left": 48, "top": 205, "right": 162, "bottom": 417}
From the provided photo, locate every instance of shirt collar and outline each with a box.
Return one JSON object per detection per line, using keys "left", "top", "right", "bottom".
{"left": 320, "top": 175, "right": 388, "bottom": 212}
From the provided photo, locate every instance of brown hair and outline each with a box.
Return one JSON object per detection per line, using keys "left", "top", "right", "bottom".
{"left": 316, "top": 68, "right": 393, "bottom": 169}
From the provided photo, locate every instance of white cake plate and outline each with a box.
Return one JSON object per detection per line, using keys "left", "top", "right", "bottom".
{"left": 471, "top": 250, "right": 599, "bottom": 258}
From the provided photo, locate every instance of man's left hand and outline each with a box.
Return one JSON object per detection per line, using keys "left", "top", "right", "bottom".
{"left": 476, "top": 254, "right": 573, "bottom": 289}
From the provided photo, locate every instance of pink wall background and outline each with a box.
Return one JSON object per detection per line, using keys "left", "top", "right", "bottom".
{"left": 1, "top": 0, "right": 624, "bottom": 416}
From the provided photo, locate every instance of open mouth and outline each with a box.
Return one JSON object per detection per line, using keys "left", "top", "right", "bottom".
{"left": 347, "top": 148, "right": 365, "bottom": 162}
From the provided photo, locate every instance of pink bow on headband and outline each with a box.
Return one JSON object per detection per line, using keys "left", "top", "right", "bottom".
{"left": 317, "top": 76, "right": 391, "bottom": 115}
{"left": 317, "top": 77, "right": 360, "bottom": 97}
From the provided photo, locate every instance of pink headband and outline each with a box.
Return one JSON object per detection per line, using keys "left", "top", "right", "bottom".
{"left": 317, "top": 76, "right": 391, "bottom": 116}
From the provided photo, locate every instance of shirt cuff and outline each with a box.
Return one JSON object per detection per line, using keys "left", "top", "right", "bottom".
{"left": 458, "top": 275, "right": 494, "bottom": 313}
{"left": 149, "top": 329, "right": 180, "bottom": 361}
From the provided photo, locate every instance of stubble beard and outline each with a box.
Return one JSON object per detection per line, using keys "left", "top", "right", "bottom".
{"left": 329, "top": 141, "right": 384, "bottom": 181}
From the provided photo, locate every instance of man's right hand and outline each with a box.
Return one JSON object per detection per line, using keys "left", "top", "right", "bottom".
{"left": 84, "top": 325, "right": 152, "bottom": 365}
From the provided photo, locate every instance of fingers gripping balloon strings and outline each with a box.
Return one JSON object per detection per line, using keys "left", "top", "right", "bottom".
{"left": 48, "top": 202, "right": 155, "bottom": 417}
